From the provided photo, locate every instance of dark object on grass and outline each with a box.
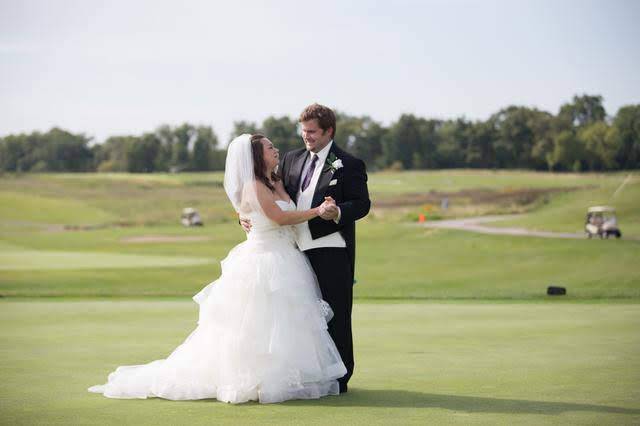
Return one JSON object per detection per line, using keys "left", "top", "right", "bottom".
{"left": 547, "top": 286, "right": 566, "bottom": 296}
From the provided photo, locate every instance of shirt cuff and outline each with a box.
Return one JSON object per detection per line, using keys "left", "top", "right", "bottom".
{"left": 333, "top": 206, "right": 341, "bottom": 224}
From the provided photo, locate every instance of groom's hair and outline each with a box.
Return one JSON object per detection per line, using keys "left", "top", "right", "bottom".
{"left": 250, "top": 134, "right": 280, "bottom": 192}
{"left": 299, "top": 103, "right": 336, "bottom": 139}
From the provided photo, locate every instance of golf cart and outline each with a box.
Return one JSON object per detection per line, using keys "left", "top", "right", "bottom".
{"left": 585, "top": 206, "right": 621, "bottom": 239}
{"left": 181, "top": 207, "right": 203, "bottom": 227}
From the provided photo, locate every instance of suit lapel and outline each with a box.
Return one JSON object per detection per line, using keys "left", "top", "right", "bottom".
{"left": 311, "top": 143, "right": 339, "bottom": 208}
{"left": 287, "top": 150, "right": 308, "bottom": 199}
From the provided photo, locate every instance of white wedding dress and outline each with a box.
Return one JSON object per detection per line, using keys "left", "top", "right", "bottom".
{"left": 88, "top": 199, "right": 346, "bottom": 404}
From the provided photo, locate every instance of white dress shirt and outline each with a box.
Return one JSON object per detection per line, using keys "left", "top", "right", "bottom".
{"left": 294, "top": 141, "right": 346, "bottom": 251}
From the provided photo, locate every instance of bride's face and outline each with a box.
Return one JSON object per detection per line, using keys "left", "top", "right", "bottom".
{"left": 261, "top": 138, "right": 280, "bottom": 171}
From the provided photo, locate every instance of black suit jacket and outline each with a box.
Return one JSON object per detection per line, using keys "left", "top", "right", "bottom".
{"left": 279, "top": 143, "right": 370, "bottom": 279}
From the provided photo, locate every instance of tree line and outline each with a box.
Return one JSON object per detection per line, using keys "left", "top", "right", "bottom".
{"left": 1, "top": 94, "right": 638, "bottom": 173}
{"left": 0, "top": 123, "right": 224, "bottom": 173}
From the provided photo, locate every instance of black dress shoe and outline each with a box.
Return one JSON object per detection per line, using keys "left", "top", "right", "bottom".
{"left": 339, "top": 384, "right": 348, "bottom": 394}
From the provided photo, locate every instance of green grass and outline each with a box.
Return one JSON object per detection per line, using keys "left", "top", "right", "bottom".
{"left": 1, "top": 171, "right": 639, "bottom": 424}
{"left": 357, "top": 223, "right": 640, "bottom": 300}
{"left": 1, "top": 223, "right": 638, "bottom": 299}
{"left": 0, "top": 240, "right": 212, "bottom": 272}
{"left": 1, "top": 300, "right": 638, "bottom": 425}
{"left": 0, "top": 191, "right": 116, "bottom": 226}
{"left": 1, "top": 170, "right": 635, "bottom": 228}
{"left": 367, "top": 169, "right": 627, "bottom": 194}
{"left": 0, "top": 172, "right": 233, "bottom": 227}
{"left": 1, "top": 171, "right": 638, "bottom": 299}
{"left": 495, "top": 173, "right": 640, "bottom": 236}
{"left": 369, "top": 170, "right": 639, "bottom": 235}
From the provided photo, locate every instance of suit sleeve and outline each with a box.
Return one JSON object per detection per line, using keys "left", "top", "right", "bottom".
{"left": 307, "top": 155, "right": 370, "bottom": 240}
{"left": 336, "top": 158, "right": 370, "bottom": 225}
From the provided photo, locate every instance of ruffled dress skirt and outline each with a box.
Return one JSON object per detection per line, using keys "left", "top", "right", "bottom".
{"left": 88, "top": 228, "right": 346, "bottom": 404}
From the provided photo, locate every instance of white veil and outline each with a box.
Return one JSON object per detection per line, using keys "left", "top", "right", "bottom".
{"left": 224, "top": 134, "right": 262, "bottom": 216}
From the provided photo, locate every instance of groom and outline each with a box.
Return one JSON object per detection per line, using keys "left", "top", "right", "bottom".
{"left": 243, "top": 103, "right": 370, "bottom": 393}
{"left": 284, "top": 103, "right": 370, "bottom": 394}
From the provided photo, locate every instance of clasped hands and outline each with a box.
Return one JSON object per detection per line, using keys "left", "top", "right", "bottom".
{"left": 239, "top": 196, "right": 339, "bottom": 233}
{"left": 318, "top": 196, "right": 339, "bottom": 221}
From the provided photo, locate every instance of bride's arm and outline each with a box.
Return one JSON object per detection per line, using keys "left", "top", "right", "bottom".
{"left": 256, "top": 181, "right": 320, "bottom": 225}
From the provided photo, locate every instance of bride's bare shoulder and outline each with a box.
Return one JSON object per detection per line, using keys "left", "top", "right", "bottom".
{"left": 254, "top": 180, "right": 278, "bottom": 201}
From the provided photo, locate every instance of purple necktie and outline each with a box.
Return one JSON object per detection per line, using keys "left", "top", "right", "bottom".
{"left": 301, "top": 154, "right": 318, "bottom": 192}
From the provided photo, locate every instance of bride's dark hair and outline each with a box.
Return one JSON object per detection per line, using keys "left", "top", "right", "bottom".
{"left": 250, "top": 134, "right": 280, "bottom": 192}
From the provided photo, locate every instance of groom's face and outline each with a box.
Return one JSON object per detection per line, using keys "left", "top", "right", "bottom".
{"left": 301, "top": 119, "right": 332, "bottom": 153}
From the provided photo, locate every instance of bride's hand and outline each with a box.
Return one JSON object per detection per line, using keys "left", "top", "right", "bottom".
{"left": 239, "top": 217, "right": 252, "bottom": 233}
{"left": 324, "top": 196, "right": 336, "bottom": 205}
{"left": 319, "top": 198, "right": 334, "bottom": 212}
{"left": 318, "top": 200, "right": 330, "bottom": 216}
{"left": 319, "top": 197, "right": 338, "bottom": 220}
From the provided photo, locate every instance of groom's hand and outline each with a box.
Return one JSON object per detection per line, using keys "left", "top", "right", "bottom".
{"left": 239, "top": 217, "right": 252, "bottom": 233}
{"left": 319, "top": 197, "right": 340, "bottom": 221}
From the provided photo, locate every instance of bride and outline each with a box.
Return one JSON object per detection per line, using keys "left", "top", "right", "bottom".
{"left": 88, "top": 134, "right": 347, "bottom": 404}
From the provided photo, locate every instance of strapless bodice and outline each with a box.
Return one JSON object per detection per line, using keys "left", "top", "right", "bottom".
{"left": 245, "top": 199, "right": 297, "bottom": 245}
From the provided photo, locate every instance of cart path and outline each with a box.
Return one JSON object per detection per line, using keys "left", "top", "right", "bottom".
{"left": 422, "top": 215, "right": 587, "bottom": 239}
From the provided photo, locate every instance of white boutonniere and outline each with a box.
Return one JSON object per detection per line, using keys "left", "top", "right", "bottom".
{"left": 324, "top": 153, "right": 343, "bottom": 173}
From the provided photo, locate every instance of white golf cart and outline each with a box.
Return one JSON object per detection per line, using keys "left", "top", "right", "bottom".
{"left": 585, "top": 206, "right": 621, "bottom": 239}
{"left": 181, "top": 207, "right": 204, "bottom": 227}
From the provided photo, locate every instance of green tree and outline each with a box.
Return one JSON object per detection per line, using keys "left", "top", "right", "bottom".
{"left": 435, "top": 118, "right": 469, "bottom": 168}
{"left": 171, "top": 123, "right": 195, "bottom": 171}
{"left": 126, "top": 134, "right": 161, "bottom": 173}
{"left": 191, "top": 126, "right": 219, "bottom": 171}
{"left": 491, "top": 106, "right": 550, "bottom": 168}
{"left": 0, "top": 134, "right": 27, "bottom": 171}
{"left": 557, "top": 94, "right": 606, "bottom": 129}
{"left": 547, "top": 130, "right": 584, "bottom": 171}
{"left": 260, "top": 116, "right": 299, "bottom": 154}
{"left": 96, "top": 136, "right": 135, "bottom": 172}
{"left": 48, "top": 128, "right": 93, "bottom": 171}
{"left": 230, "top": 121, "right": 258, "bottom": 142}
{"left": 334, "top": 112, "right": 385, "bottom": 169}
{"left": 7, "top": 128, "right": 94, "bottom": 172}
{"left": 465, "top": 120, "right": 496, "bottom": 168}
{"left": 610, "top": 105, "right": 640, "bottom": 169}
{"left": 578, "top": 122, "right": 618, "bottom": 170}
{"left": 153, "top": 124, "right": 176, "bottom": 172}
{"left": 384, "top": 114, "right": 425, "bottom": 169}
{"left": 529, "top": 111, "right": 555, "bottom": 170}
{"left": 417, "top": 119, "right": 442, "bottom": 169}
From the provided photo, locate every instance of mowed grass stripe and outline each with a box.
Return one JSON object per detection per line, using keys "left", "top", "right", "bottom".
{"left": 1, "top": 225, "right": 638, "bottom": 298}
{"left": 0, "top": 191, "right": 115, "bottom": 225}
{"left": 0, "top": 248, "right": 213, "bottom": 270}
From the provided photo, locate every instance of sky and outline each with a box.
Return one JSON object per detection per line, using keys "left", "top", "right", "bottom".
{"left": 1, "top": 0, "right": 639, "bottom": 145}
